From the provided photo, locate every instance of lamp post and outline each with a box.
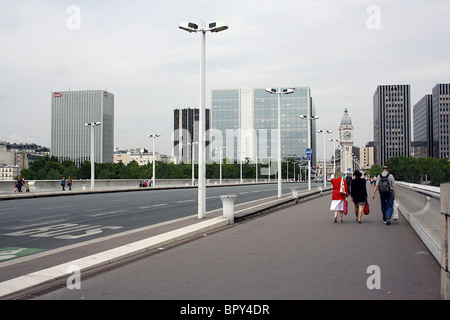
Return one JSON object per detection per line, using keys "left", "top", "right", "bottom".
{"left": 189, "top": 141, "right": 198, "bottom": 186}
{"left": 84, "top": 122, "right": 101, "bottom": 190}
{"left": 148, "top": 134, "right": 160, "bottom": 187}
{"left": 255, "top": 153, "right": 259, "bottom": 183}
{"left": 266, "top": 88, "right": 294, "bottom": 198}
{"left": 328, "top": 138, "right": 340, "bottom": 175}
{"left": 286, "top": 160, "right": 290, "bottom": 182}
{"left": 317, "top": 130, "right": 332, "bottom": 188}
{"left": 238, "top": 150, "right": 244, "bottom": 184}
{"left": 299, "top": 114, "right": 319, "bottom": 190}
{"left": 180, "top": 21, "right": 228, "bottom": 219}
{"left": 215, "top": 146, "right": 225, "bottom": 185}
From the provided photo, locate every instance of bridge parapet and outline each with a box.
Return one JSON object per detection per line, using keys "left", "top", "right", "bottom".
{"left": 396, "top": 182, "right": 441, "bottom": 262}
{"left": 441, "top": 183, "right": 450, "bottom": 300}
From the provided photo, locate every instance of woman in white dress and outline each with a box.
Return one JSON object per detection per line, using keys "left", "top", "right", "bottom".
{"left": 330, "top": 170, "right": 349, "bottom": 223}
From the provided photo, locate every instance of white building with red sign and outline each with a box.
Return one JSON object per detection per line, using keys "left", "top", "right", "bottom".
{"left": 51, "top": 90, "right": 114, "bottom": 166}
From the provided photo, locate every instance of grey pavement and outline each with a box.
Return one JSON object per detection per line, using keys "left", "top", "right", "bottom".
{"left": 31, "top": 187, "right": 441, "bottom": 301}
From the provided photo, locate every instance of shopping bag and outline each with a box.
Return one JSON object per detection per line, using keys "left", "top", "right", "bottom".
{"left": 339, "top": 178, "right": 346, "bottom": 195}
{"left": 393, "top": 200, "right": 399, "bottom": 220}
{"left": 364, "top": 202, "right": 370, "bottom": 215}
{"left": 344, "top": 199, "right": 348, "bottom": 215}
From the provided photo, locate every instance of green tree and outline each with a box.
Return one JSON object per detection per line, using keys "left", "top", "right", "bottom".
{"left": 47, "top": 168, "right": 62, "bottom": 180}
{"left": 367, "top": 164, "right": 382, "bottom": 179}
{"left": 78, "top": 161, "right": 91, "bottom": 179}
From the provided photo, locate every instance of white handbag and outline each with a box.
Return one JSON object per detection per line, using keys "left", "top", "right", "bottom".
{"left": 339, "top": 178, "right": 346, "bottom": 195}
{"left": 393, "top": 200, "right": 399, "bottom": 220}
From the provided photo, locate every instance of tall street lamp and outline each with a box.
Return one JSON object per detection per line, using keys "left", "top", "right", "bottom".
{"left": 180, "top": 21, "right": 228, "bottom": 219}
{"left": 148, "top": 134, "right": 160, "bottom": 187}
{"left": 238, "top": 150, "right": 244, "bottom": 184}
{"left": 299, "top": 114, "right": 319, "bottom": 190}
{"left": 189, "top": 141, "right": 199, "bottom": 186}
{"left": 255, "top": 153, "right": 260, "bottom": 183}
{"left": 266, "top": 88, "right": 294, "bottom": 198}
{"left": 215, "top": 146, "right": 225, "bottom": 185}
{"left": 328, "top": 138, "right": 340, "bottom": 176}
{"left": 85, "top": 122, "right": 101, "bottom": 190}
{"left": 317, "top": 130, "right": 332, "bottom": 188}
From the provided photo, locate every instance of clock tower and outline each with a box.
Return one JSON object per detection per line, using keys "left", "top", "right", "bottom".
{"left": 339, "top": 108, "right": 354, "bottom": 173}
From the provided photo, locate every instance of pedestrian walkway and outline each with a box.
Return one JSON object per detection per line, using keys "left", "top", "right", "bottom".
{"left": 32, "top": 190, "right": 441, "bottom": 300}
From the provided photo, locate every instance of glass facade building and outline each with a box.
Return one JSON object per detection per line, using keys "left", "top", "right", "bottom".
{"left": 51, "top": 90, "right": 114, "bottom": 166}
{"left": 211, "top": 87, "right": 317, "bottom": 165}
{"left": 413, "top": 94, "right": 433, "bottom": 157}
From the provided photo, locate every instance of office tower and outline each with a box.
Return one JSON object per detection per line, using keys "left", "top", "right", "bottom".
{"left": 360, "top": 142, "right": 375, "bottom": 171}
{"left": 51, "top": 90, "right": 114, "bottom": 166}
{"left": 412, "top": 94, "right": 433, "bottom": 158}
{"left": 432, "top": 83, "right": 450, "bottom": 159}
{"left": 373, "top": 84, "right": 411, "bottom": 166}
{"left": 173, "top": 108, "right": 210, "bottom": 163}
{"left": 211, "top": 87, "right": 317, "bottom": 165}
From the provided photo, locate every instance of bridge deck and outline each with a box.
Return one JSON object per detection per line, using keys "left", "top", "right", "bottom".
{"left": 33, "top": 188, "right": 441, "bottom": 300}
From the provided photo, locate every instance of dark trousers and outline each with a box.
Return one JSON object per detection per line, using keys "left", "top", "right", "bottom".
{"left": 379, "top": 191, "right": 394, "bottom": 221}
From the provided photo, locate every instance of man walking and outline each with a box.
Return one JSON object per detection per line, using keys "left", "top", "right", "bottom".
{"left": 372, "top": 166, "right": 396, "bottom": 225}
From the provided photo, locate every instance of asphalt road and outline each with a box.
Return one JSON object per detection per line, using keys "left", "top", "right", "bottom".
{"left": 0, "top": 182, "right": 313, "bottom": 254}
{"left": 33, "top": 184, "right": 441, "bottom": 302}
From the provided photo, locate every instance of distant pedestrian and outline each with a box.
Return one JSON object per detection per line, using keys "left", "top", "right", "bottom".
{"left": 350, "top": 170, "right": 368, "bottom": 223}
{"left": 372, "top": 166, "right": 397, "bottom": 225}
{"left": 25, "top": 182, "right": 30, "bottom": 193}
{"left": 16, "top": 176, "right": 23, "bottom": 192}
{"left": 330, "top": 170, "right": 348, "bottom": 223}
{"left": 345, "top": 173, "right": 352, "bottom": 194}
{"left": 67, "top": 176, "right": 73, "bottom": 190}
{"left": 61, "top": 177, "right": 66, "bottom": 191}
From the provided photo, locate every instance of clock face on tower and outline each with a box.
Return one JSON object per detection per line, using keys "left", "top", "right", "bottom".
{"left": 343, "top": 131, "right": 352, "bottom": 140}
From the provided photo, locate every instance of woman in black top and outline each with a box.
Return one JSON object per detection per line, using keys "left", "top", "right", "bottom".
{"left": 350, "top": 170, "right": 368, "bottom": 223}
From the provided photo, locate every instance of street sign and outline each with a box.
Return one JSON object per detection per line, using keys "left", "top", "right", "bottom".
{"left": 305, "top": 148, "right": 312, "bottom": 156}
{"left": 306, "top": 156, "right": 311, "bottom": 160}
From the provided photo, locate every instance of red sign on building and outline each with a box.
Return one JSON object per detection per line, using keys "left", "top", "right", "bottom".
{"left": 54, "top": 93, "right": 62, "bottom": 97}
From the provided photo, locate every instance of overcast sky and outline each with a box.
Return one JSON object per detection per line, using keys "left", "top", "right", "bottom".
{"left": 1, "top": 0, "right": 450, "bottom": 159}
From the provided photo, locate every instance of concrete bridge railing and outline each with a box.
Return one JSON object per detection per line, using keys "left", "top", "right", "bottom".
{"left": 395, "top": 181, "right": 450, "bottom": 300}
{"left": 0, "top": 179, "right": 282, "bottom": 194}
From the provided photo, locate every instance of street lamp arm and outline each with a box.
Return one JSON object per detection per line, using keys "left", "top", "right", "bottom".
{"left": 299, "top": 115, "right": 319, "bottom": 120}
{"left": 180, "top": 21, "right": 228, "bottom": 33}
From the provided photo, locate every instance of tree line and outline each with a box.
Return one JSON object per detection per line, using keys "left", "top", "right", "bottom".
{"left": 20, "top": 156, "right": 305, "bottom": 181}
{"left": 366, "top": 156, "right": 450, "bottom": 186}
{"left": 20, "top": 155, "right": 450, "bottom": 186}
